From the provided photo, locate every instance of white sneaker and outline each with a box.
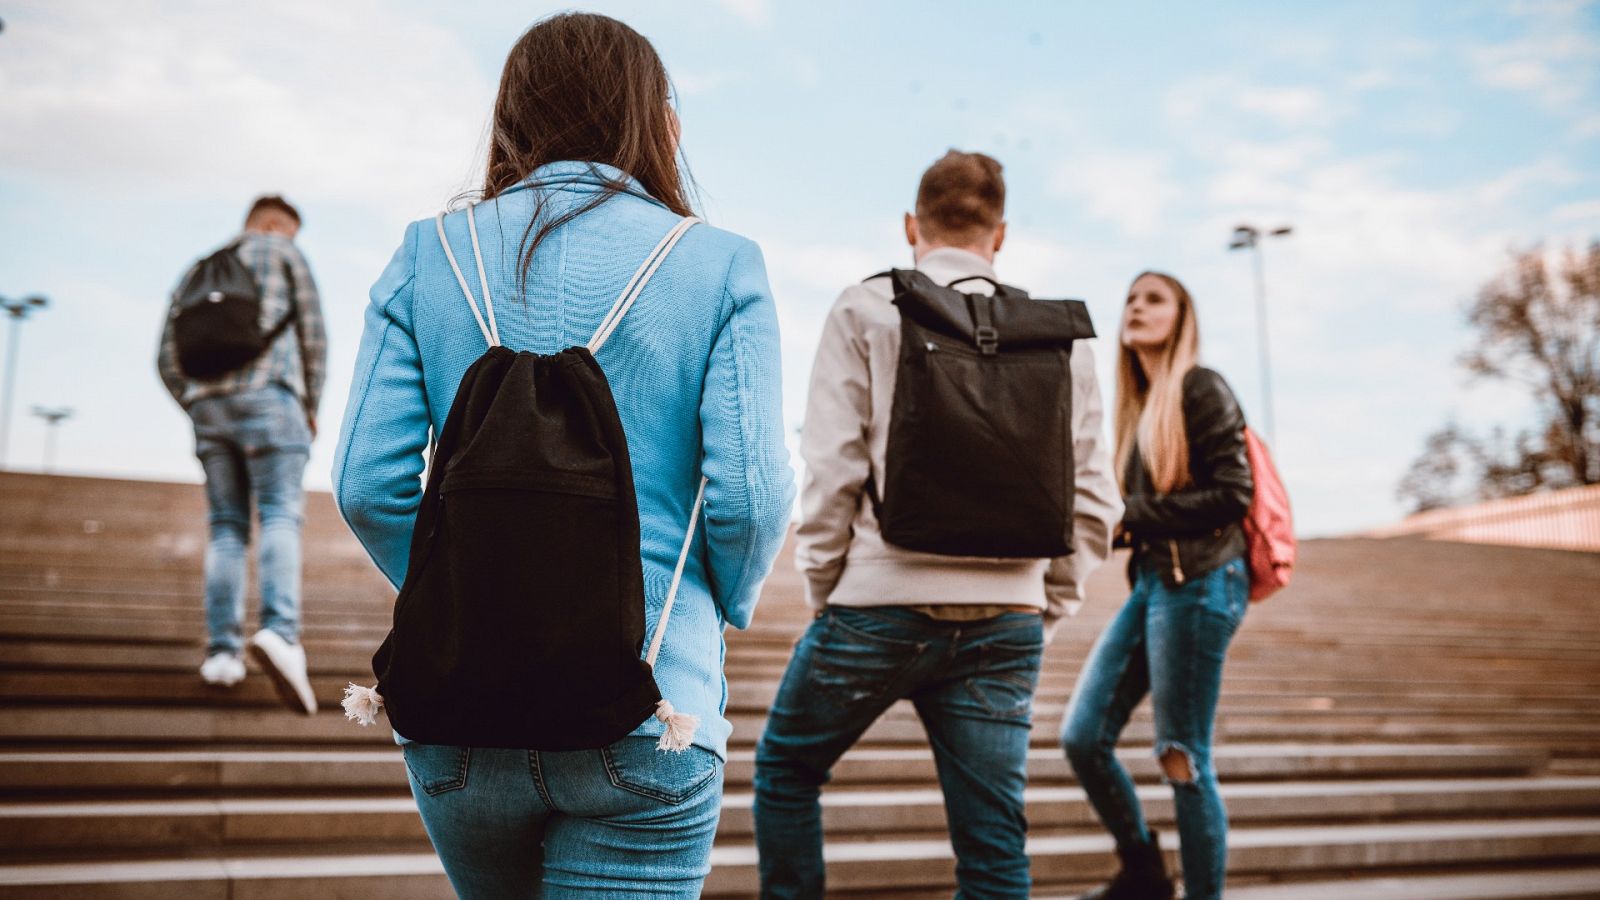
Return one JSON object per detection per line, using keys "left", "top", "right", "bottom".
{"left": 199, "top": 652, "right": 246, "bottom": 687}
{"left": 247, "top": 629, "right": 318, "bottom": 715}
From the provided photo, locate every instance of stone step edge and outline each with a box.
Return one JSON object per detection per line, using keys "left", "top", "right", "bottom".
{"left": 1146, "top": 866, "right": 1600, "bottom": 900}
{"left": 1, "top": 818, "right": 1598, "bottom": 888}
{"left": 0, "top": 742, "right": 1546, "bottom": 766}
{"left": 7, "top": 775, "right": 1599, "bottom": 818}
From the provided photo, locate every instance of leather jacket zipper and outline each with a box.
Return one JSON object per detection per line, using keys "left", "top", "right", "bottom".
{"left": 1169, "top": 540, "right": 1186, "bottom": 584}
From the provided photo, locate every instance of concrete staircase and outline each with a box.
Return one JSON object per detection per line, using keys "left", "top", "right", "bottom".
{"left": 1, "top": 472, "right": 1598, "bottom": 898}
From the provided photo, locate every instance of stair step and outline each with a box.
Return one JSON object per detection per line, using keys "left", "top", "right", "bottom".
{"left": 0, "top": 852, "right": 449, "bottom": 900}
{"left": 1217, "top": 866, "right": 1600, "bottom": 900}
{"left": 700, "top": 817, "right": 1600, "bottom": 895}
{"left": 719, "top": 776, "right": 1600, "bottom": 837}
{"left": 1, "top": 703, "right": 1593, "bottom": 752}
{"left": 5, "top": 777, "right": 1598, "bottom": 851}
{"left": 3, "top": 819, "right": 1596, "bottom": 898}
{"left": 9, "top": 670, "right": 1594, "bottom": 719}
{"left": 0, "top": 744, "right": 1548, "bottom": 794}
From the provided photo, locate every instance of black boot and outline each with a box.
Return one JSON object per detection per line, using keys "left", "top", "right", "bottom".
{"left": 1076, "top": 829, "right": 1175, "bottom": 899}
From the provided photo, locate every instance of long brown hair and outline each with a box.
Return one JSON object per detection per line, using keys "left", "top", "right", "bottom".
{"left": 1114, "top": 271, "right": 1201, "bottom": 494}
{"left": 481, "top": 13, "right": 697, "bottom": 283}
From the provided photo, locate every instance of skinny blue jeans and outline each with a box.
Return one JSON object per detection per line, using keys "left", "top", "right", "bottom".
{"left": 190, "top": 385, "right": 310, "bottom": 654}
{"left": 400, "top": 733, "right": 723, "bottom": 898}
{"left": 1060, "top": 556, "right": 1250, "bottom": 900}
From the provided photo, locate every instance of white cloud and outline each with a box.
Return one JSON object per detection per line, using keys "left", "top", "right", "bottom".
{"left": 1200, "top": 150, "right": 1557, "bottom": 300}
{"left": 0, "top": 0, "right": 495, "bottom": 223}
{"left": 1552, "top": 197, "right": 1600, "bottom": 223}
{"left": 714, "top": 0, "right": 771, "bottom": 27}
{"left": 1467, "top": 2, "right": 1600, "bottom": 117}
{"left": 1166, "top": 77, "right": 1338, "bottom": 130}
{"left": 1049, "top": 153, "right": 1180, "bottom": 239}
{"left": 1347, "top": 69, "right": 1397, "bottom": 91}
{"left": 1233, "top": 86, "right": 1329, "bottom": 126}
{"left": 674, "top": 70, "right": 736, "bottom": 96}
{"left": 1217, "top": 137, "right": 1329, "bottom": 176}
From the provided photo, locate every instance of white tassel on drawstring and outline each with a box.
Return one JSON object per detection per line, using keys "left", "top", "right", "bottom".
{"left": 653, "top": 698, "right": 699, "bottom": 752}
{"left": 342, "top": 683, "right": 384, "bottom": 726}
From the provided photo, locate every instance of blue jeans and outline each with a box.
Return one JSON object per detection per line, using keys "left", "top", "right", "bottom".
{"left": 754, "top": 606, "right": 1044, "bottom": 899}
{"left": 400, "top": 733, "right": 723, "bottom": 898}
{"left": 190, "top": 385, "right": 310, "bottom": 655}
{"left": 1060, "top": 556, "right": 1250, "bottom": 900}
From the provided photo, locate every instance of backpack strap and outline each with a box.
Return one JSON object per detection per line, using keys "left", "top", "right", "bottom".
{"left": 597, "top": 216, "right": 704, "bottom": 751}
{"left": 645, "top": 474, "right": 707, "bottom": 670}
{"left": 435, "top": 205, "right": 501, "bottom": 348}
{"left": 435, "top": 208, "right": 701, "bottom": 355}
{"left": 640, "top": 471, "right": 708, "bottom": 752}
{"left": 258, "top": 259, "right": 300, "bottom": 350}
{"left": 588, "top": 216, "right": 701, "bottom": 352}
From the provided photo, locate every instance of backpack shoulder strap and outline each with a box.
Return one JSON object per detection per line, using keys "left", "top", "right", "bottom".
{"left": 434, "top": 210, "right": 700, "bottom": 355}
{"left": 587, "top": 216, "right": 700, "bottom": 353}
{"left": 258, "top": 257, "right": 299, "bottom": 346}
{"left": 435, "top": 206, "right": 501, "bottom": 348}
{"left": 645, "top": 474, "right": 707, "bottom": 669}
{"left": 587, "top": 215, "right": 703, "bottom": 750}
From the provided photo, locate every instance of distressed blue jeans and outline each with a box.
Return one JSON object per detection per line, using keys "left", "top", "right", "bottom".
{"left": 190, "top": 385, "right": 310, "bottom": 654}
{"left": 400, "top": 733, "right": 723, "bottom": 898}
{"left": 753, "top": 606, "right": 1044, "bottom": 899}
{"left": 1060, "top": 556, "right": 1250, "bottom": 900}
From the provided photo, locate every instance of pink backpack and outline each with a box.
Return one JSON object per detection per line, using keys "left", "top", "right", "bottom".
{"left": 1242, "top": 428, "right": 1295, "bottom": 601}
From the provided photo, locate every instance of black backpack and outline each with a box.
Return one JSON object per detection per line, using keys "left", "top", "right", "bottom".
{"left": 867, "top": 269, "right": 1096, "bottom": 558}
{"left": 172, "top": 242, "right": 297, "bottom": 379}
{"left": 341, "top": 210, "right": 705, "bottom": 753}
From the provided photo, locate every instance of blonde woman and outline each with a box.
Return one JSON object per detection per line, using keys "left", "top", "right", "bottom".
{"left": 1060, "top": 272, "right": 1253, "bottom": 900}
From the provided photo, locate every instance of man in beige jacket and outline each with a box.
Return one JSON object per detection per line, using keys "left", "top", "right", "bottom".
{"left": 752, "top": 150, "right": 1122, "bottom": 898}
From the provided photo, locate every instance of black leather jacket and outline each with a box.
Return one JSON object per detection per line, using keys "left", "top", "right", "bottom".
{"left": 1120, "top": 367, "right": 1253, "bottom": 588}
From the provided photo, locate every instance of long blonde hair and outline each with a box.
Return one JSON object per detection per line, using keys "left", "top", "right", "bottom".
{"left": 1115, "top": 271, "right": 1200, "bottom": 494}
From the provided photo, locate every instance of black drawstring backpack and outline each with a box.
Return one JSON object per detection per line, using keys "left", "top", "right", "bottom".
{"left": 866, "top": 269, "right": 1096, "bottom": 558}
{"left": 342, "top": 209, "right": 705, "bottom": 753}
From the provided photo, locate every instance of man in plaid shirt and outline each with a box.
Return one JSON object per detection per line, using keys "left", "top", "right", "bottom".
{"left": 157, "top": 195, "right": 326, "bottom": 714}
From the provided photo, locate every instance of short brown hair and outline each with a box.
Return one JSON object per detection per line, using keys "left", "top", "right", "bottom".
{"left": 914, "top": 150, "right": 1004, "bottom": 243}
{"left": 245, "top": 195, "right": 301, "bottom": 227}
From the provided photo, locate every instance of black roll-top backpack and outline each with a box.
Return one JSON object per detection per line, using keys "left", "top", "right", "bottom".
{"left": 172, "top": 242, "right": 297, "bottom": 379}
{"left": 867, "top": 268, "right": 1096, "bottom": 558}
{"left": 341, "top": 209, "right": 706, "bottom": 753}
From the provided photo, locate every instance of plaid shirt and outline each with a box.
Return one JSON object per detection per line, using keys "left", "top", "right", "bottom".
{"left": 158, "top": 232, "right": 327, "bottom": 416}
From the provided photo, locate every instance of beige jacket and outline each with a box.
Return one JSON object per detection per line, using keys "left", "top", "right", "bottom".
{"left": 794, "top": 247, "right": 1122, "bottom": 631}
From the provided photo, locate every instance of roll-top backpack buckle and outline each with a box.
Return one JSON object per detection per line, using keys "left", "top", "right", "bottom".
{"left": 974, "top": 325, "right": 1000, "bottom": 356}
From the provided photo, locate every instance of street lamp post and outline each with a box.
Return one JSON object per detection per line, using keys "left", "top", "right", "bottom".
{"left": 1228, "top": 225, "right": 1292, "bottom": 446}
{"left": 0, "top": 294, "right": 50, "bottom": 469}
{"left": 30, "top": 406, "right": 73, "bottom": 474}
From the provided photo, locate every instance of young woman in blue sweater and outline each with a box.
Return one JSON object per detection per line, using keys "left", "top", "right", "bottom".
{"left": 332, "top": 13, "right": 793, "bottom": 897}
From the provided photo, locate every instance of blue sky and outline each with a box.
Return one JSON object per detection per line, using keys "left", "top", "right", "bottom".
{"left": 0, "top": 0, "right": 1595, "bottom": 535}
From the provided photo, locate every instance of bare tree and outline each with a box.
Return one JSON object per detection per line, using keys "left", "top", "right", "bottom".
{"left": 1399, "top": 243, "right": 1600, "bottom": 513}
{"left": 1397, "top": 425, "right": 1468, "bottom": 513}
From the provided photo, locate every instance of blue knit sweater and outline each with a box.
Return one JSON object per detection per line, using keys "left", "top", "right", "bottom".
{"left": 332, "top": 161, "right": 794, "bottom": 759}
